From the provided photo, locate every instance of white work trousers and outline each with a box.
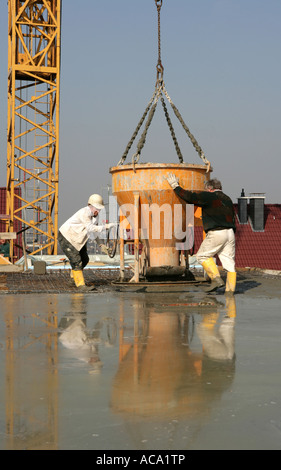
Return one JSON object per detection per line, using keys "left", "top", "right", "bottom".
{"left": 196, "top": 228, "right": 235, "bottom": 272}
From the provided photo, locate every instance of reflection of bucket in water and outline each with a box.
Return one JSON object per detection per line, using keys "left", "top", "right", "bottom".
{"left": 110, "top": 309, "right": 235, "bottom": 420}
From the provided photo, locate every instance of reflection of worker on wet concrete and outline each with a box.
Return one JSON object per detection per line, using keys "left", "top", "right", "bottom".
{"left": 59, "top": 295, "right": 103, "bottom": 372}
{"left": 197, "top": 295, "right": 237, "bottom": 362}
{"left": 59, "top": 295, "right": 117, "bottom": 373}
{"left": 166, "top": 175, "right": 236, "bottom": 293}
{"left": 59, "top": 315, "right": 103, "bottom": 372}
{"left": 58, "top": 194, "right": 115, "bottom": 291}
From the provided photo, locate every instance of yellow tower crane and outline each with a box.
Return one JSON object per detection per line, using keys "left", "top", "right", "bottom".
{"left": 6, "top": 0, "right": 61, "bottom": 259}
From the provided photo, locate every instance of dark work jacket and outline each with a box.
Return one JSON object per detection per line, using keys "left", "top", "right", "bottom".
{"left": 174, "top": 186, "right": 236, "bottom": 233}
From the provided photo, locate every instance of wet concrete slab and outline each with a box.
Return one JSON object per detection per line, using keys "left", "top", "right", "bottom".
{"left": 0, "top": 268, "right": 122, "bottom": 294}
{"left": 0, "top": 270, "right": 281, "bottom": 450}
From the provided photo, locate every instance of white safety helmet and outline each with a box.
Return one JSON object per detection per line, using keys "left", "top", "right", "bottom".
{"left": 88, "top": 194, "right": 104, "bottom": 210}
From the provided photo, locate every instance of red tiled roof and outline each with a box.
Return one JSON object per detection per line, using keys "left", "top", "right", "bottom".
{"left": 193, "top": 204, "right": 281, "bottom": 271}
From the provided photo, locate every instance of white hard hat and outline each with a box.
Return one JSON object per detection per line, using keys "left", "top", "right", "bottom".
{"left": 88, "top": 194, "right": 104, "bottom": 210}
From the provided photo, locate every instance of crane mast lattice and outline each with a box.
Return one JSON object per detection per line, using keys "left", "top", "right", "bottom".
{"left": 6, "top": 0, "right": 61, "bottom": 258}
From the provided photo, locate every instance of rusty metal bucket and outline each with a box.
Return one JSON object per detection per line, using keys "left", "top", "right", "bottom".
{"left": 110, "top": 163, "right": 210, "bottom": 280}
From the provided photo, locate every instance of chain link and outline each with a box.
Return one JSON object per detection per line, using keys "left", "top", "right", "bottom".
{"left": 155, "top": 0, "right": 164, "bottom": 83}
{"left": 117, "top": 89, "right": 158, "bottom": 166}
{"left": 162, "top": 86, "right": 210, "bottom": 168}
{"left": 160, "top": 94, "right": 183, "bottom": 163}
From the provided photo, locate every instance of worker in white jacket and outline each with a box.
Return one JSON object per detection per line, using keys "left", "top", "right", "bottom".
{"left": 58, "top": 194, "right": 115, "bottom": 291}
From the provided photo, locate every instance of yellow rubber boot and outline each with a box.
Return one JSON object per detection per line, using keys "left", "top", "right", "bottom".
{"left": 202, "top": 312, "right": 220, "bottom": 330}
{"left": 201, "top": 258, "right": 225, "bottom": 292}
{"left": 72, "top": 270, "right": 86, "bottom": 287}
{"left": 201, "top": 257, "right": 220, "bottom": 279}
{"left": 225, "top": 272, "right": 237, "bottom": 294}
{"left": 225, "top": 294, "right": 237, "bottom": 318}
{"left": 68, "top": 269, "right": 75, "bottom": 285}
{"left": 72, "top": 270, "right": 96, "bottom": 292}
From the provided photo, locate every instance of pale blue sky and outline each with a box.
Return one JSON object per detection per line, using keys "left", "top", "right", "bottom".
{"left": 0, "top": 0, "right": 280, "bottom": 224}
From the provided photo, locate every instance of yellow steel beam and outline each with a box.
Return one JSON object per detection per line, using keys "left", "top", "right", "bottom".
{"left": 6, "top": 0, "right": 61, "bottom": 259}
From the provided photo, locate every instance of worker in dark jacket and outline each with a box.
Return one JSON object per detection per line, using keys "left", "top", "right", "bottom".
{"left": 166, "top": 174, "right": 236, "bottom": 293}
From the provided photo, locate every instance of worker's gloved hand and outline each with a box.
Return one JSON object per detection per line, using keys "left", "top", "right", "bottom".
{"left": 99, "top": 244, "right": 109, "bottom": 254}
{"left": 166, "top": 173, "right": 179, "bottom": 189}
{"left": 105, "top": 222, "right": 118, "bottom": 230}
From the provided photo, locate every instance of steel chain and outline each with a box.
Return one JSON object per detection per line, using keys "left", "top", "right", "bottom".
{"left": 117, "top": 89, "right": 158, "bottom": 166}
{"left": 162, "top": 86, "right": 211, "bottom": 168}
{"left": 133, "top": 83, "right": 163, "bottom": 162}
{"left": 155, "top": 0, "right": 164, "bottom": 82}
{"left": 117, "top": 0, "right": 211, "bottom": 171}
{"left": 160, "top": 94, "right": 183, "bottom": 163}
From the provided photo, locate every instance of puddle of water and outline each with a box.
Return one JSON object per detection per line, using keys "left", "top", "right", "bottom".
{"left": 0, "top": 289, "right": 280, "bottom": 450}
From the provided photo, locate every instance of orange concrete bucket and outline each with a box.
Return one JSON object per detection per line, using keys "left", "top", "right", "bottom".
{"left": 110, "top": 163, "right": 210, "bottom": 271}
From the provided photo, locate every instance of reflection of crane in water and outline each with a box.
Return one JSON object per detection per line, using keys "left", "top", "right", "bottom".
{"left": 3, "top": 292, "right": 118, "bottom": 450}
{"left": 4, "top": 295, "right": 59, "bottom": 450}
{"left": 111, "top": 293, "right": 237, "bottom": 449}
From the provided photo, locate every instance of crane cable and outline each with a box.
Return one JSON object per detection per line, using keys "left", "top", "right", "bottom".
{"left": 117, "top": 0, "right": 211, "bottom": 172}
